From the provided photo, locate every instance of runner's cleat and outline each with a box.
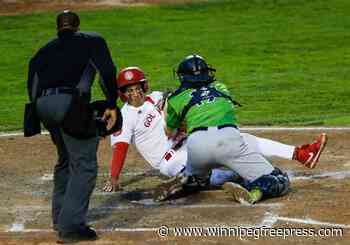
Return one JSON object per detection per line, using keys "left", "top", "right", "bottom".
{"left": 293, "top": 133, "right": 328, "bottom": 169}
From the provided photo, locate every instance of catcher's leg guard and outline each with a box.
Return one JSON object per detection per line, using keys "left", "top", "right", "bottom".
{"left": 246, "top": 167, "right": 290, "bottom": 198}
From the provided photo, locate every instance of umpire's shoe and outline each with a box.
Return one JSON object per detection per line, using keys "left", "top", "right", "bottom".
{"left": 57, "top": 226, "right": 98, "bottom": 244}
{"left": 223, "top": 182, "right": 263, "bottom": 205}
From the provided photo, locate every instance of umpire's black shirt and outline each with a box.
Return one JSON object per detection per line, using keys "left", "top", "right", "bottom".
{"left": 27, "top": 30, "right": 117, "bottom": 108}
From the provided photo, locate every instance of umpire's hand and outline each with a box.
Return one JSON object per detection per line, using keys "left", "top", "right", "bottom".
{"left": 102, "top": 108, "right": 117, "bottom": 131}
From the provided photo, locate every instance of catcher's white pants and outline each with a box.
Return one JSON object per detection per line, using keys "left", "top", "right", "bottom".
{"left": 185, "top": 127, "right": 275, "bottom": 182}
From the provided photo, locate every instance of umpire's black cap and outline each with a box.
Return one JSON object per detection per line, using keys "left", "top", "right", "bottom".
{"left": 56, "top": 10, "right": 80, "bottom": 33}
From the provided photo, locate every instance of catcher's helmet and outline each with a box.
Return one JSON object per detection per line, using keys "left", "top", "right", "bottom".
{"left": 117, "top": 67, "right": 149, "bottom": 102}
{"left": 56, "top": 10, "right": 80, "bottom": 33}
{"left": 176, "top": 54, "right": 216, "bottom": 86}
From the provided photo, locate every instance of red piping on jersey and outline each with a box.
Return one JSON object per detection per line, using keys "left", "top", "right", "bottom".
{"left": 145, "top": 96, "right": 155, "bottom": 105}
{"left": 110, "top": 142, "right": 129, "bottom": 179}
{"left": 146, "top": 95, "right": 163, "bottom": 114}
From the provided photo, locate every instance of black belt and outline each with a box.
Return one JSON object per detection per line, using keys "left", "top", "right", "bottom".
{"left": 41, "top": 87, "right": 74, "bottom": 97}
{"left": 190, "top": 124, "right": 238, "bottom": 134}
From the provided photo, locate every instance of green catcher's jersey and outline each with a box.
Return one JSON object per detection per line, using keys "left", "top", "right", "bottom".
{"left": 166, "top": 82, "right": 237, "bottom": 134}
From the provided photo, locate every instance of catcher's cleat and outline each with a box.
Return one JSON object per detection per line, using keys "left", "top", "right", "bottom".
{"left": 154, "top": 174, "right": 188, "bottom": 202}
{"left": 223, "top": 182, "right": 262, "bottom": 205}
{"left": 154, "top": 173, "right": 210, "bottom": 202}
{"left": 293, "top": 133, "right": 328, "bottom": 169}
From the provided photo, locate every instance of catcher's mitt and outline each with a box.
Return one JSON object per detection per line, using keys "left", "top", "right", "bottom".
{"left": 90, "top": 100, "right": 123, "bottom": 137}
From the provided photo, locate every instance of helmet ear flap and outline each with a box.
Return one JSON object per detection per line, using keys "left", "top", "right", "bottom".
{"left": 118, "top": 91, "right": 128, "bottom": 102}
{"left": 142, "top": 81, "right": 149, "bottom": 93}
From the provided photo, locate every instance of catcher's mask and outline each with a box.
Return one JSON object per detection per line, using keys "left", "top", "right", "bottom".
{"left": 56, "top": 10, "right": 80, "bottom": 33}
{"left": 176, "top": 54, "right": 216, "bottom": 87}
{"left": 116, "top": 67, "right": 149, "bottom": 102}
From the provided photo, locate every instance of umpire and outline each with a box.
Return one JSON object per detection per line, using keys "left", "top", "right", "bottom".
{"left": 26, "top": 10, "right": 118, "bottom": 243}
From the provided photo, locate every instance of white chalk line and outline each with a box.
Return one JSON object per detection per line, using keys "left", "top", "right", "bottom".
{"left": 5, "top": 226, "right": 158, "bottom": 233}
{"left": 37, "top": 170, "right": 350, "bottom": 183}
{"left": 276, "top": 216, "right": 350, "bottom": 229}
{"left": 288, "top": 170, "right": 350, "bottom": 181}
{"left": 26, "top": 169, "right": 350, "bottom": 198}
{"left": 5, "top": 216, "right": 350, "bottom": 233}
{"left": 0, "top": 131, "right": 49, "bottom": 137}
{"left": 258, "top": 211, "right": 350, "bottom": 229}
{"left": 39, "top": 171, "right": 155, "bottom": 182}
{"left": 2, "top": 127, "right": 350, "bottom": 138}
{"left": 3, "top": 203, "right": 349, "bottom": 233}
{"left": 258, "top": 212, "right": 279, "bottom": 228}
{"left": 3, "top": 202, "right": 282, "bottom": 233}
{"left": 0, "top": 203, "right": 283, "bottom": 214}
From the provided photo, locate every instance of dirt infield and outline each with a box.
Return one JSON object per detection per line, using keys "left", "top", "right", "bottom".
{"left": 0, "top": 129, "right": 349, "bottom": 244}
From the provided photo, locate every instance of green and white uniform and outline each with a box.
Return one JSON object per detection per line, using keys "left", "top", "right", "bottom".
{"left": 167, "top": 83, "right": 236, "bottom": 133}
{"left": 167, "top": 82, "right": 275, "bottom": 182}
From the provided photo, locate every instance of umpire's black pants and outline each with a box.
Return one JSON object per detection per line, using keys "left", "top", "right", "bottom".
{"left": 37, "top": 94, "right": 99, "bottom": 232}
{"left": 50, "top": 128, "right": 99, "bottom": 232}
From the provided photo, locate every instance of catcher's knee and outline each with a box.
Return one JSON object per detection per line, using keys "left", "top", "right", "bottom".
{"left": 248, "top": 168, "right": 290, "bottom": 198}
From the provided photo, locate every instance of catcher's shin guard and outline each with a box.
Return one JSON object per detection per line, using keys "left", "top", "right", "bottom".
{"left": 247, "top": 168, "right": 290, "bottom": 199}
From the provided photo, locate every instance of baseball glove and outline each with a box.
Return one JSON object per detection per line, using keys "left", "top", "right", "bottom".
{"left": 90, "top": 100, "right": 123, "bottom": 137}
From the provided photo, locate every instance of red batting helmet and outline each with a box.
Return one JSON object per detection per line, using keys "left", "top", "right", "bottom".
{"left": 117, "top": 67, "right": 149, "bottom": 102}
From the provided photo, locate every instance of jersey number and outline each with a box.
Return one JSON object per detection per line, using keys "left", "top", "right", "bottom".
{"left": 190, "top": 87, "right": 216, "bottom": 107}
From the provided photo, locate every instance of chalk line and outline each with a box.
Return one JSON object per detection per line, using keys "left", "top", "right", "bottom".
{"left": 3, "top": 202, "right": 282, "bottom": 233}
{"left": 4, "top": 203, "right": 349, "bottom": 234}
{"left": 0, "top": 203, "right": 283, "bottom": 214}
{"left": 37, "top": 170, "right": 350, "bottom": 183}
{"left": 39, "top": 170, "right": 157, "bottom": 182}
{"left": 258, "top": 212, "right": 279, "bottom": 228}
{"left": 276, "top": 216, "right": 350, "bottom": 228}
{"left": 5, "top": 225, "right": 157, "bottom": 233}
{"left": 5, "top": 216, "right": 350, "bottom": 233}
{"left": 257, "top": 213, "right": 350, "bottom": 229}
{"left": 288, "top": 170, "right": 350, "bottom": 181}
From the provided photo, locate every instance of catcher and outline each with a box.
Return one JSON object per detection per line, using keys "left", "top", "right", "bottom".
{"left": 156, "top": 54, "right": 330, "bottom": 204}
{"left": 103, "top": 66, "right": 327, "bottom": 194}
